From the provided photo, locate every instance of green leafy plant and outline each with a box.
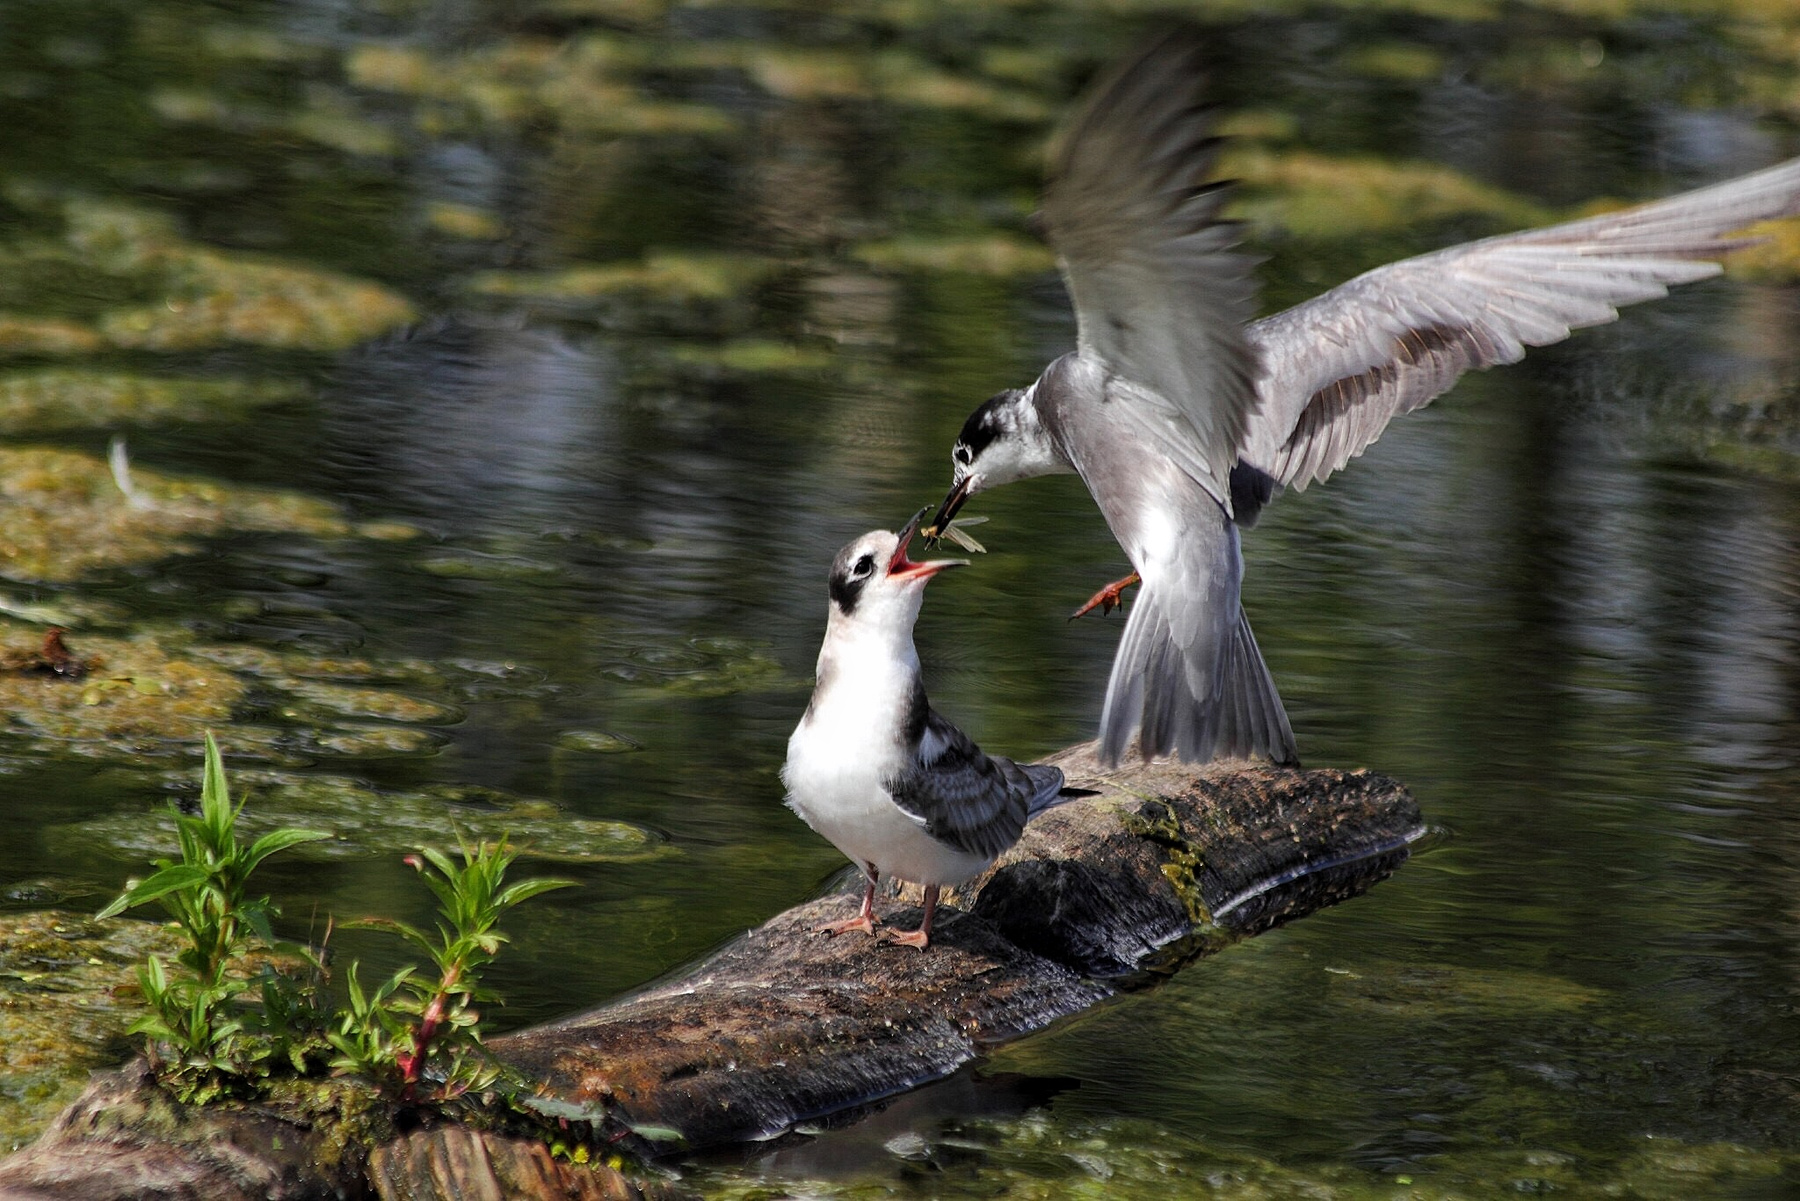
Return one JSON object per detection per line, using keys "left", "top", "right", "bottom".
{"left": 96, "top": 732, "right": 328, "bottom": 1101}
{"left": 99, "top": 731, "right": 576, "bottom": 1118}
{"left": 328, "top": 838, "right": 572, "bottom": 1102}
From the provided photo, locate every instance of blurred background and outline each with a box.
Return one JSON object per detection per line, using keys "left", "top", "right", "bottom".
{"left": 1, "top": 0, "right": 1799, "bottom": 1194}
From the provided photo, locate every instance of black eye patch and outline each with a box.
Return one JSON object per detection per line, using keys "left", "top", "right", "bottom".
{"left": 956, "top": 389, "right": 1016, "bottom": 459}
{"left": 829, "top": 569, "right": 868, "bottom": 614}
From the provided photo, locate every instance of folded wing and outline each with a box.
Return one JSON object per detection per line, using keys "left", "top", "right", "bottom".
{"left": 885, "top": 711, "right": 1066, "bottom": 860}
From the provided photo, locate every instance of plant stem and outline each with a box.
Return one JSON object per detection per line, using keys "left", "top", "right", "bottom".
{"left": 398, "top": 962, "right": 459, "bottom": 1098}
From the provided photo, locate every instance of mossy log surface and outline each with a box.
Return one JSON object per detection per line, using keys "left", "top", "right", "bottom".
{"left": 494, "top": 744, "right": 1425, "bottom": 1150}
{"left": 0, "top": 745, "right": 1422, "bottom": 1199}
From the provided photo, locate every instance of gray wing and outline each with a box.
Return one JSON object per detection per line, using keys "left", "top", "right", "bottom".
{"left": 1241, "top": 155, "right": 1800, "bottom": 489}
{"left": 885, "top": 710, "right": 1066, "bottom": 861}
{"left": 1042, "top": 29, "right": 1262, "bottom": 505}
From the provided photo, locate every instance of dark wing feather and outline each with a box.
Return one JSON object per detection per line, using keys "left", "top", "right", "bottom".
{"left": 885, "top": 710, "right": 1066, "bottom": 861}
{"left": 1043, "top": 28, "right": 1262, "bottom": 505}
{"left": 1241, "top": 155, "right": 1800, "bottom": 489}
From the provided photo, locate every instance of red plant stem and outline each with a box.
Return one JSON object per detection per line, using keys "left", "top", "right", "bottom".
{"left": 398, "top": 963, "right": 460, "bottom": 1099}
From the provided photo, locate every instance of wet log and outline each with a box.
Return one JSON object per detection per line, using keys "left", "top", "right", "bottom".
{"left": 0, "top": 744, "right": 1422, "bottom": 1198}
{"left": 0, "top": 1063, "right": 672, "bottom": 1201}
{"left": 493, "top": 743, "right": 1425, "bottom": 1150}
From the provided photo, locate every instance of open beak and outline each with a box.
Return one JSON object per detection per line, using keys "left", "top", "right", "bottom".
{"left": 920, "top": 476, "right": 974, "bottom": 545}
{"left": 890, "top": 507, "right": 968, "bottom": 581}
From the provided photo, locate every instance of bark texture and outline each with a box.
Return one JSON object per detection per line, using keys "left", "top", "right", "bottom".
{"left": 495, "top": 745, "right": 1424, "bottom": 1149}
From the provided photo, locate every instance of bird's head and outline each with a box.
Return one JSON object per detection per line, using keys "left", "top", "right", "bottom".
{"left": 923, "top": 386, "right": 1060, "bottom": 540}
{"left": 828, "top": 510, "right": 968, "bottom": 629}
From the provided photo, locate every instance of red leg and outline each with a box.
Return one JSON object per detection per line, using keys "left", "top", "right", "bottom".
{"left": 819, "top": 869, "right": 879, "bottom": 937}
{"left": 1071, "top": 571, "right": 1140, "bottom": 619}
{"left": 883, "top": 884, "right": 939, "bottom": 950}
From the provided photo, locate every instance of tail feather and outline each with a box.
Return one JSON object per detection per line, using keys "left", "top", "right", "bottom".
{"left": 1097, "top": 588, "right": 1298, "bottom": 767}
{"left": 1022, "top": 763, "right": 1070, "bottom": 819}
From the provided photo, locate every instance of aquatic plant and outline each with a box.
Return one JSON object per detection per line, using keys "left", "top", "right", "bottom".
{"left": 96, "top": 732, "right": 329, "bottom": 1103}
{"left": 97, "top": 733, "right": 574, "bottom": 1113}
{"left": 327, "top": 838, "right": 573, "bottom": 1102}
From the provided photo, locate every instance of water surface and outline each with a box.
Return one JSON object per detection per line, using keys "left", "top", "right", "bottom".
{"left": 2, "top": 1, "right": 1799, "bottom": 1195}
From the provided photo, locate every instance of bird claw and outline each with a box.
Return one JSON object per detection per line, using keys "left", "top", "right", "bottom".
{"left": 818, "top": 914, "right": 878, "bottom": 938}
{"left": 1071, "top": 572, "right": 1140, "bottom": 620}
{"left": 879, "top": 927, "right": 930, "bottom": 950}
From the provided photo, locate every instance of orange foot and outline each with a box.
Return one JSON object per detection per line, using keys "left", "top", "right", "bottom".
{"left": 819, "top": 914, "right": 877, "bottom": 937}
{"left": 1071, "top": 571, "right": 1141, "bottom": 619}
{"left": 880, "top": 927, "right": 930, "bottom": 950}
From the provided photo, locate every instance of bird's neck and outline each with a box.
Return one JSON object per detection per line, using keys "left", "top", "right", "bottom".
{"left": 807, "top": 612, "right": 923, "bottom": 745}
{"left": 983, "top": 378, "right": 1075, "bottom": 485}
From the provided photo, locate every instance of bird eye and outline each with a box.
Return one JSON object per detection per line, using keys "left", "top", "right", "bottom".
{"left": 852, "top": 554, "right": 875, "bottom": 578}
{"left": 953, "top": 445, "right": 973, "bottom": 466}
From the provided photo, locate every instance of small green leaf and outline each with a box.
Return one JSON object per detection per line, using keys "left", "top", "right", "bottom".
{"left": 96, "top": 864, "right": 210, "bottom": 919}
{"left": 494, "top": 877, "right": 576, "bottom": 909}
{"left": 243, "top": 827, "right": 331, "bottom": 870}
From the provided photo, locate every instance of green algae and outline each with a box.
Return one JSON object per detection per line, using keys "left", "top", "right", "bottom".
{"left": 182, "top": 643, "right": 444, "bottom": 687}
{"left": 45, "top": 773, "right": 665, "bottom": 864}
{"left": 599, "top": 635, "right": 789, "bottom": 698}
{"left": 699, "top": 1110, "right": 1800, "bottom": 1200}
{"left": 658, "top": 339, "right": 837, "bottom": 376}
{"left": 278, "top": 679, "right": 461, "bottom": 726}
{"left": 345, "top": 39, "right": 736, "bottom": 139}
{"left": 0, "top": 194, "right": 414, "bottom": 356}
{"left": 414, "top": 553, "right": 569, "bottom": 584}
{"left": 1323, "top": 961, "right": 1606, "bottom": 1015}
{"left": 555, "top": 730, "right": 643, "bottom": 754}
{"left": 0, "top": 445, "right": 349, "bottom": 585}
{"left": 668, "top": 43, "right": 1050, "bottom": 121}
{"left": 149, "top": 85, "right": 401, "bottom": 159}
{"left": 424, "top": 201, "right": 506, "bottom": 241}
{"left": 0, "top": 369, "right": 304, "bottom": 435}
{"left": 466, "top": 251, "right": 783, "bottom": 306}
{"left": 0, "top": 622, "right": 475, "bottom": 763}
{"left": 0, "top": 912, "right": 185, "bottom": 1150}
{"left": 852, "top": 234, "right": 1054, "bottom": 278}
{"left": 0, "top": 625, "right": 244, "bottom": 747}
{"left": 1223, "top": 147, "right": 1556, "bottom": 241}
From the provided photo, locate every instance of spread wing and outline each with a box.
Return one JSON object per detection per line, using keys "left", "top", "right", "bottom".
{"left": 1042, "top": 28, "right": 1262, "bottom": 505}
{"left": 1240, "top": 155, "right": 1800, "bottom": 489}
{"left": 885, "top": 710, "right": 1066, "bottom": 861}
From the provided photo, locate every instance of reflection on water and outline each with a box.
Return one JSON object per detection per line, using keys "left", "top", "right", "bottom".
{"left": 2, "top": 0, "right": 1800, "bottom": 1193}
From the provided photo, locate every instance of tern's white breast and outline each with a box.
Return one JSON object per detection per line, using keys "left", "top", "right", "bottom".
{"left": 783, "top": 626, "right": 991, "bottom": 887}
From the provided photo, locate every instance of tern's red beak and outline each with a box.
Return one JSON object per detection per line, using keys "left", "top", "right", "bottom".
{"left": 889, "top": 508, "right": 968, "bottom": 582}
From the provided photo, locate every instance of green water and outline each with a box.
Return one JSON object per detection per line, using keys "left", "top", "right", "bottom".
{"left": 2, "top": 0, "right": 1799, "bottom": 1195}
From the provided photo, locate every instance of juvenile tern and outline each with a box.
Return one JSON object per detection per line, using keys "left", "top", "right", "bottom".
{"left": 926, "top": 29, "right": 1800, "bottom": 768}
{"left": 783, "top": 513, "right": 1068, "bottom": 949}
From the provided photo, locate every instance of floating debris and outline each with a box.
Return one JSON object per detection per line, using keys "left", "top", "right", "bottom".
{"left": 0, "top": 628, "right": 100, "bottom": 679}
{"left": 0, "top": 626, "right": 242, "bottom": 746}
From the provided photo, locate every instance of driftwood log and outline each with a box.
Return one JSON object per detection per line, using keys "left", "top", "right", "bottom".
{"left": 0, "top": 745, "right": 1423, "bottom": 1200}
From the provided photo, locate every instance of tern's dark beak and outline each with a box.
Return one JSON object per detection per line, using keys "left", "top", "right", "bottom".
{"left": 890, "top": 507, "right": 968, "bottom": 581}
{"left": 920, "top": 476, "right": 974, "bottom": 545}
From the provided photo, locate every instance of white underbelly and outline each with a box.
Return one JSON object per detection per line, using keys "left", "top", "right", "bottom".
{"left": 783, "top": 747, "right": 991, "bottom": 887}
